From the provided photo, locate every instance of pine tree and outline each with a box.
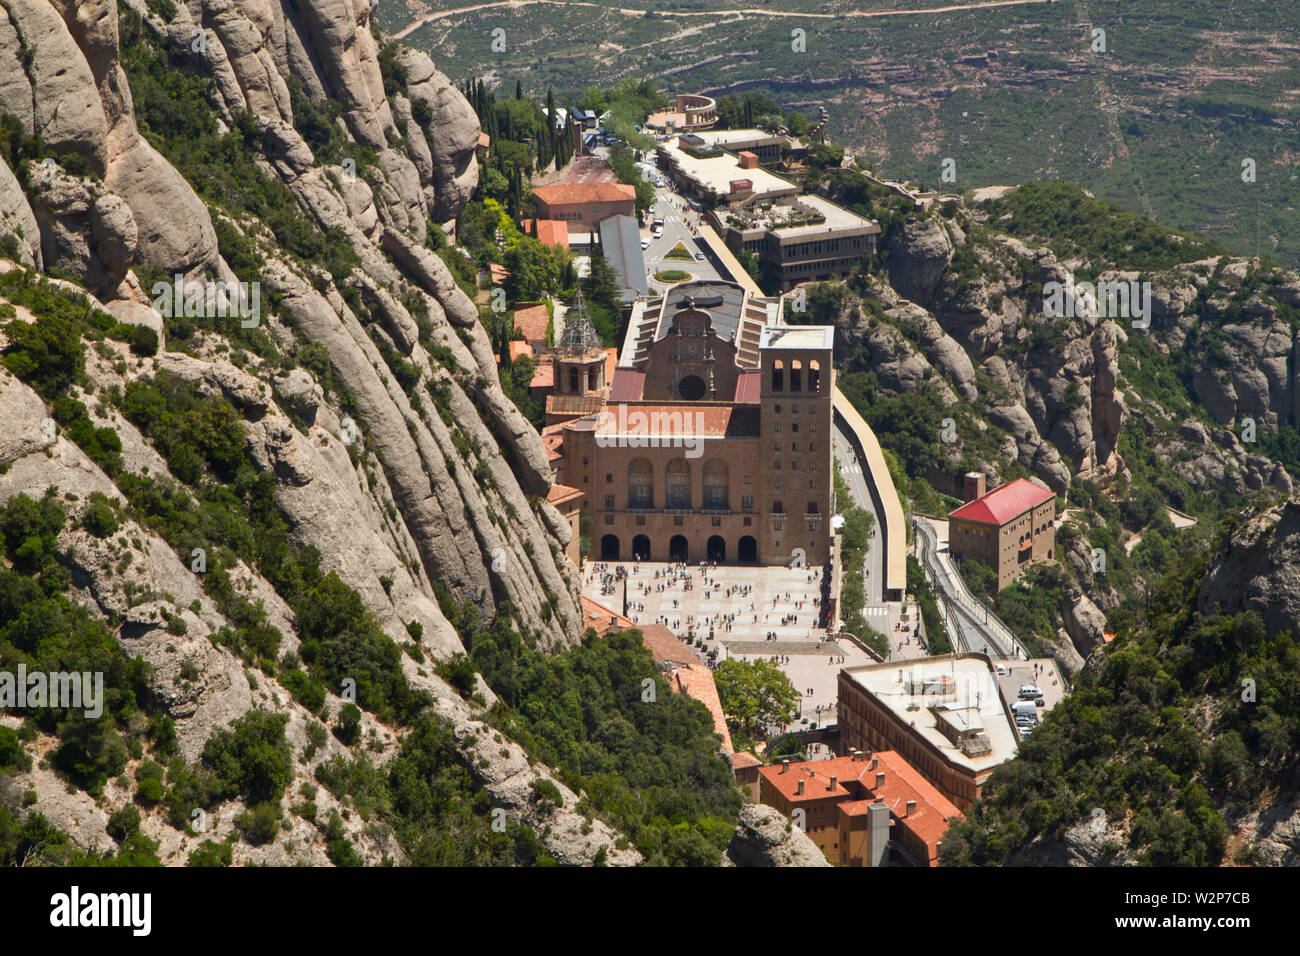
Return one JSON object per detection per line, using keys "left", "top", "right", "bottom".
{"left": 515, "top": 79, "right": 522, "bottom": 100}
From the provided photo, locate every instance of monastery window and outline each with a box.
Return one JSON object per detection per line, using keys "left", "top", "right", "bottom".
{"left": 665, "top": 458, "right": 692, "bottom": 509}
{"left": 703, "top": 459, "right": 730, "bottom": 509}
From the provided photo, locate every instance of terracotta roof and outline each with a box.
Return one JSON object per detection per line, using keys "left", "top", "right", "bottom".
{"left": 949, "top": 478, "right": 1056, "bottom": 526}
{"left": 637, "top": 623, "right": 699, "bottom": 666}
{"left": 529, "top": 360, "right": 554, "bottom": 390}
{"left": 520, "top": 219, "right": 569, "bottom": 247}
{"left": 758, "top": 751, "right": 960, "bottom": 865}
{"left": 734, "top": 369, "right": 762, "bottom": 403}
{"left": 508, "top": 340, "right": 535, "bottom": 362}
{"left": 477, "top": 131, "right": 491, "bottom": 149}
{"left": 513, "top": 304, "right": 550, "bottom": 343}
{"left": 594, "top": 404, "right": 761, "bottom": 439}
{"left": 532, "top": 182, "right": 636, "bottom": 206}
{"left": 546, "top": 394, "right": 604, "bottom": 417}
{"left": 546, "top": 483, "right": 582, "bottom": 508}
{"left": 673, "top": 663, "right": 733, "bottom": 752}
{"left": 540, "top": 432, "right": 564, "bottom": 461}
{"left": 608, "top": 368, "right": 645, "bottom": 402}
{"left": 581, "top": 596, "right": 637, "bottom": 636}
{"left": 489, "top": 262, "right": 509, "bottom": 284}
{"left": 731, "top": 751, "right": 761, "bottom": 770}
{"left": 604, "top": 348, "right": 618, "bottom": 385}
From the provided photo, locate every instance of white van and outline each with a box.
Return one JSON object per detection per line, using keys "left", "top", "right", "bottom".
{"left": 1018, "top": 684, "right": 1042, "bottom": 700}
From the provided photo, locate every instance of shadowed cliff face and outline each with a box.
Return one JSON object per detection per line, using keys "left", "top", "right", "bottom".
{"left": 0, "top": 0, "right": 641, "bottom": 865}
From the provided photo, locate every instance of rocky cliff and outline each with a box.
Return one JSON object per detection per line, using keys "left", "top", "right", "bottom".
{"left": 0, "top": 0, "right": 633, "bottom": 865}
{"left": 817, "top": 186, "right": 1300, "bottom": 667}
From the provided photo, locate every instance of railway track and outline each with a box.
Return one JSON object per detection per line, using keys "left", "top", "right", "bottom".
{"left": 914, "top": 517, "right": 1017, "bottom": 660}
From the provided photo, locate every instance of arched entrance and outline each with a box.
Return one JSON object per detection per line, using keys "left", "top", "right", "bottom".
{"left": 632, "top": 534, "right": 651, "bottom": 561}
{"left": 707, "top": 535, "right": 726, "bottom": 562}
{"left": 669, "top": 535, "right": 689, "bottom": 562}
{"left": 738, "top": 535, "right": 758, "bottom": 563}
{"left": 601, "top": 535, "right": 620, "bottom": 560}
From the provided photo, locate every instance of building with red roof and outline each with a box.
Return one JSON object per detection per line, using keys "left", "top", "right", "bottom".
{"left": 531, "top": 182, "right": 636, "bottom": 231}
{"left": 948, "top": 473, "right": 1057, "bottom": 589}
{"left": 520, "top": 219, "right": 569, "bottom": 248}
{"left": 758, "top": 749, "right": 962, "bottom": 866}
{"left": 512, "top": 304, "right": 551, "bottom": 349}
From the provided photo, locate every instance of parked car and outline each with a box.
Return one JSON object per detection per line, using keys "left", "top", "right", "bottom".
{"left": 641, "top": 237, "right": 650, "bottom": 249}
{"left": 694, "top": 251, "right": 705, "bottom": 260}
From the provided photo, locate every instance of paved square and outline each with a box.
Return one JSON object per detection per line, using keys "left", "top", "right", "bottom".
{"left": 583, "top": 561, "right": 878, "bottom": 735}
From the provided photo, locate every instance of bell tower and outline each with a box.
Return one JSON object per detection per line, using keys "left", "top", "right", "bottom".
{"left": 553, "top": 287, "right": 607, "bottom": 397}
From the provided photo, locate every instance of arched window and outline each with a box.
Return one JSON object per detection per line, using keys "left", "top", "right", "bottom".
{"left": 665, "top": 458, "right": 691, "bottom": 509}
{"left": 771, "top": 359, "right": 784, "bottom": 392}
{"left": 790, "top": 360, "right": 803, "bottom": 392}
{"left": 569, "top": 367, "right": 579, "bottom": 393}
{"left": 703, "top": 459, "right": 729, "bottom": 510}
{"left": 627, "top": 458, "right": 654, "bottom": 509}
{"left": 808, "top": 360, "right": 821, "bottom": 393}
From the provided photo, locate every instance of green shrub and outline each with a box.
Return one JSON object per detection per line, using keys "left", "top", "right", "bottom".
{"left": 107, "top": 805, "right": 141, "bottom": 844}
{"left": 188, "top": 839, "right": 233, "bottom": 867}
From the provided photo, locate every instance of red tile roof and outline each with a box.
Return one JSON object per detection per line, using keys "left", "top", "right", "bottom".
{"left": 758, "top": 751, "right": 960, "bottom": 865}
{"left": 734, "top": 369, "right": 762, "bottom": 403}
{"left": 532, "top": 182, "right": 636, "bottom": 206}
{"left": 673, "top": 663, "right": 733, "bottom": 752}
{"left": 520, "top": 219, "right": 569, "bottom": 247}
{"left": 546, "top": 483, "right": 583, "bottom": 508}
{"left": 594, "top": 403, "right": 760, "bottom": 439}
{"left": 949, "top": 478, "right": 1056, "bottom": 526}
{"left": 529, "top": 360, "right": 554, "bottom": 390}
{"left": 608, "top": 368, "right": 645, "bottom": 402}
{"left": 513, "top": 304, "right": 550, "bottom": 343}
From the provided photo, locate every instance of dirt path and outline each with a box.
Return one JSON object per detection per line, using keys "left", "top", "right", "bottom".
{"left": 393, "top": 0, "right": 1053, "bottom": 39}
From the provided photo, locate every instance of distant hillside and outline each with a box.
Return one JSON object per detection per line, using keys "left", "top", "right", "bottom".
{"left": 383, "top": 0, "right": 1300, "bottom": 268}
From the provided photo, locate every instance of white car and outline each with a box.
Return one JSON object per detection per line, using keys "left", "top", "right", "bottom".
{"left": 694, "top": 251, "right": 705, "bottom": 261}
{"left": 641, "top": 237, "right": 650, "bottom": 249}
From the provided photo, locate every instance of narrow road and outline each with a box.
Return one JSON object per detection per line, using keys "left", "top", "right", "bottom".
{"left": 832, "top": 422, "right": 883, "bottom": 606}
{"left": 393, "top": 0, "right": 1054, "bottom": 39}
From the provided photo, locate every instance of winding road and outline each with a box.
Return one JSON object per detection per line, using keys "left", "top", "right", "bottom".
{"left": 393, "top": 0, "right": 1054, "bottom": 39}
